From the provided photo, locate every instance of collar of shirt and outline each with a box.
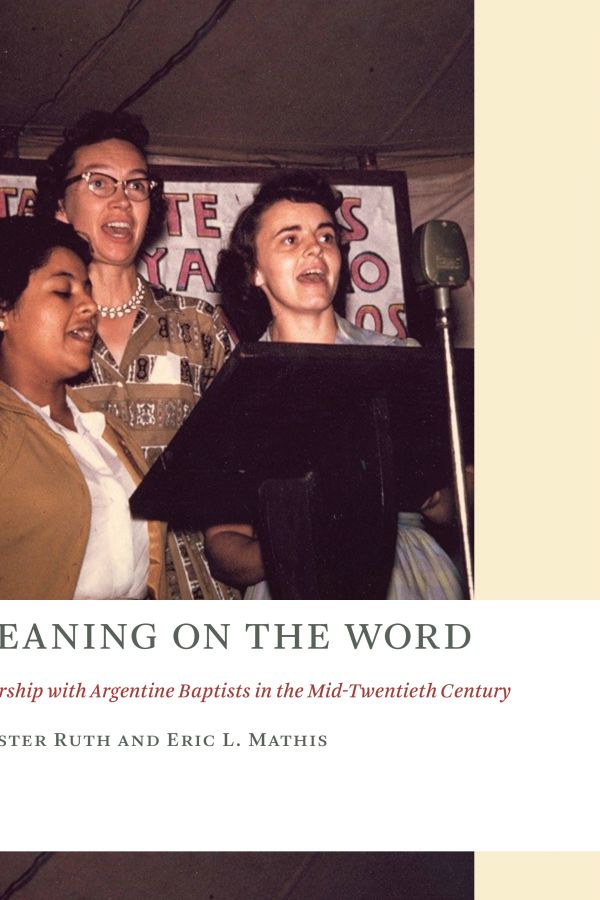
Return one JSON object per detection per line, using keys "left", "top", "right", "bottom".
{"left": 11, "top": 387, "right": 107, "bottom": 441}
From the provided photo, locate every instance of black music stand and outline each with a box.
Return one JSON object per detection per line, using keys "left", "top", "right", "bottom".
{"left": 130, "top": 342, "right": 473, "bottom": 600}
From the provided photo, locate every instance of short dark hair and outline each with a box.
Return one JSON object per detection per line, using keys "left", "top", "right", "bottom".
{"left": 34, "top": 109, "right": 166, "bottom": 248}
{"left": 216, "top": 169, "right": 349, "bottom": 341}
{"left": 0, "top": 217, "right": 91, "bottom": 340}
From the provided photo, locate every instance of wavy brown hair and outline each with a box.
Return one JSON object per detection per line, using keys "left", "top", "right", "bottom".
{"left": 34, "top": 110, "right": 166, "bottom": 250}
{"left": 0, "top": 217, "right": 92, "bottom": 343}
{"left": 217, "top": 169, "right": 350, "bottom": 341}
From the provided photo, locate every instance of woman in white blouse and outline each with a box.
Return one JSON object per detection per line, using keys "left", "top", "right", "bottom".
{"left": 0, "top": 216, "right": 166, "bottom": 599}
{"left": 206, "top": 170, "right": 468, "bottom": 599}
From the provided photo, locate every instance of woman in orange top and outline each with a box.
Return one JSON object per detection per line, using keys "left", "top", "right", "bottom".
{"left": 0, "top": 216, "right": 166, "bottom": 599}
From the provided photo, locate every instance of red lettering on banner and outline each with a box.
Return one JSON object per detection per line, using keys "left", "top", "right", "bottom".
{"left": 388, "top": 303, "right": 408, "bottom": 338}
{"left": 193, "top": 193, "right": 221, "bottom": 238}
{"left": 339, "top": 197, "right": 368, "bottom": 243}
{"left": 356, "top": 304, "right": 383, "bottom": 333}
{"left": 177, "top": 249, "right": 215, "bottom": 293}
{"left": 351, "top": 252, "right": 389, "bottom": 292}
{"left": 0, "top": 187, "right": 17, "bottom": 217}
{"left": 164, "top": 193, "right": 189, "bottom": 236}
{"left": 141, "top": 247, "right": 168, "bottom": 288}
{"left": 17, "top": 189, "right": 36, "bottom": 217}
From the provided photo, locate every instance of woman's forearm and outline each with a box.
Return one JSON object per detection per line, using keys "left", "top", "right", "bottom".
{"left": 420, "top": 465, "right": 474, "bottom": 526}
{"left": 204, "top": 524, "right": 265, "bottom": 588}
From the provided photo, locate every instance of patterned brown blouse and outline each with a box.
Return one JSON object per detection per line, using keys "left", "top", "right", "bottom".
{"left": 71, "top": 279, "right": 238, "bottom": 599}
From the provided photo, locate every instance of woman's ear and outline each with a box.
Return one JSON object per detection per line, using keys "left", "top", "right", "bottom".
{"left": 253, "top": 267, "right": 265, "bottom": 288}
{"left": 0, "top": 307, "right": 15, "bottom": 332}
{"left": 55, "top": 199, "right": 68, "bottom": 224}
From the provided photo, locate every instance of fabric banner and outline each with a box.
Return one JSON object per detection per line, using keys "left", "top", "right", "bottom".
{"left": 0, "top": 165, "right": 416, "bottom": 339}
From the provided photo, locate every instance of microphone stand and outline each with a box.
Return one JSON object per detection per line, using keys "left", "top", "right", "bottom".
{"left": 434, "top": 286, "right": 474, "bottom": 600}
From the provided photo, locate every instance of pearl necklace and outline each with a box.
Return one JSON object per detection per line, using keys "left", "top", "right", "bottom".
{"left": 96, "top": 277, "right": 144, "bottom": 319}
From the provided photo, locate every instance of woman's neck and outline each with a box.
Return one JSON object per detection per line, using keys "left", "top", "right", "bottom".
{"left": 0, "top": 359, "right": 74, "bottom": 428}
{"left": 89, "top": 262, "right": 138, "bottom": 309}
{"left": 270, "top": 309, "right": 338, "bottom": 344}
{"left": 89, "top": 263, "right": 140, "bottom": 365}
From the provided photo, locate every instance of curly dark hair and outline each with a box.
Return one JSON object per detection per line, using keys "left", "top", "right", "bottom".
{"left": 216, "top": 169, "right": 349, "bottom": 341}
{"left": 34, "top": 110, "right": 166, "bottom": 249}
{"left": 0, "top": 217, "right": 92, "bottom": 343}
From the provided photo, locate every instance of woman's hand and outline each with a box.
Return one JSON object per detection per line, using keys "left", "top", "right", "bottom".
{"left": 204, "top": 523, "right": 265, "bottom": 589}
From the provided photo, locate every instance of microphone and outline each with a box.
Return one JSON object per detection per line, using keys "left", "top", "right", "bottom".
{"left": 412, "top": 219, "right": 469, "bottom": 310}
{"left": 411, "top": 218, "right": 474, "bottom": 599}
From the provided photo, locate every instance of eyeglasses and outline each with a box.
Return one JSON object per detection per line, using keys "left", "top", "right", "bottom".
{"left": 63, "top": 171, "right": 158, "bottom": 201}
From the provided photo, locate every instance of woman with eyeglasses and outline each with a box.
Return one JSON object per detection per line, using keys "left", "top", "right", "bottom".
{"left": 0, "top": 216, "right": 167, "bottom": 600}
{"left": 34, "top": 111, "right": 237, "bottom": 600}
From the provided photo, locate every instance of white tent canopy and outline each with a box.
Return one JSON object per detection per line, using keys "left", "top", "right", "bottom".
{"left": 0, "top": 0, "right": 473, "bottom": 342}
